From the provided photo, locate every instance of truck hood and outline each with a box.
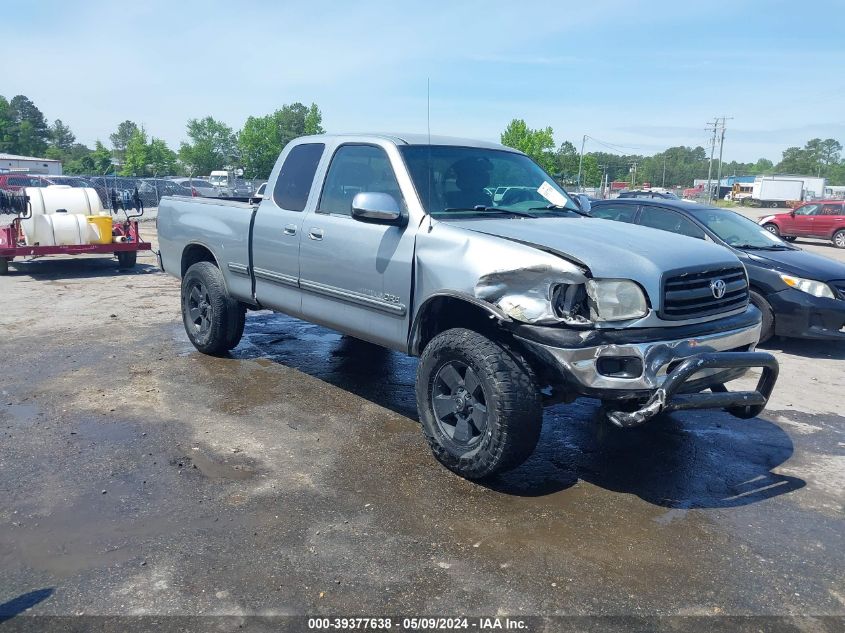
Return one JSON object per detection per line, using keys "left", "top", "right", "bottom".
{"left": 446, "top": 217, "right": 740, "bottom": 279}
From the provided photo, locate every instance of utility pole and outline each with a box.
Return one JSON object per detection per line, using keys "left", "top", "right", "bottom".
{"left": 714, "top": 116, "right": 732, "bottom": 202}
{"left": 705, "top": 118, "right": 719, "bottom": 203}
{"left": 662, "top": 155, "right": 667, "bottom": 188}
{"left": 576, "top": 134, "right": 586, "bottom": 191}
{"left": 629, "top": 161, "right": 638, "bottom": 187}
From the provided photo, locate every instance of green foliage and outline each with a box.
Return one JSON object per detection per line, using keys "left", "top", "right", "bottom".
{"left": 238, "top": 102, "right": 325, "bottom": 178}
{"left": 0, "top": 96, "right": 16, "bottom": 153}
{"left": 178, "top": 116, "right": 237, "bottom": 176}
{"left": 776, "top": 138, "right": 842, "bottom": 181}
{"left": 109, "top": 120, "right": 139, "bottom": 158}
{"left": 8, "top": 95, "right": 50, "bottom": 156}
{"left": 500, "top": 119, "right": 557, "bottom": 174}
{"left": 49, "top": 119, "right": 75, "bottom": 151}
{"left": 147, "top": 138, "right": 177, "bottom": 175}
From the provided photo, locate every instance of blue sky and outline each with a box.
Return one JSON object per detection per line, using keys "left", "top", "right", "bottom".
{"left": 2, "top": 0, "right": 843, "bottom": 162}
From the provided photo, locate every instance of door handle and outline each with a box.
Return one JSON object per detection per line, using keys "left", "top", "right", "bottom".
{"left": 309, "top": 228, "right": 324, "bottom": 241}
{"left": 284, "top": 224, "right": 297, "bottom": 235}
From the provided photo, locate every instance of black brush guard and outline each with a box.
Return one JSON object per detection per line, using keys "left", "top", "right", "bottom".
{"left": 605, "top": 352, "right": 779, "bottom": 428}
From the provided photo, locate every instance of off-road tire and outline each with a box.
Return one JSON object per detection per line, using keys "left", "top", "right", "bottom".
{"left": 181, "top": 261, "right": 245, "bottom": 356}
{"left": 116, "top": 250, "right": 137, "bottom": 269}
{"left": 833, "top": 229, "right": 845, "bottom": 249}
{"left": 750, "top": 290, "right": 774, "bottom": 344}
{"left": 416, "top": 328, "right": 542, "bottom": 479}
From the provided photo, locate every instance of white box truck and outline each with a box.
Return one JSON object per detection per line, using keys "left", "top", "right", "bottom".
{"left": 750, "top": 177, "right": 804, "bottom": 208}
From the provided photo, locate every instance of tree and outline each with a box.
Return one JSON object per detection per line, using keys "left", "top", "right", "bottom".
{"left": 9, "top": 95, "right": 50, "bottom": 156}
{"left": 500, "top": 119, "right": 556, "bottom": 174}
{"left": 49, "top": 119, "right": 76, "bottom": 152}
{"left": 121, "top": 128, "right": 149, "bottom": 176}
{"left": 110, "top": 120, "right": 139, "bottom": 159}
{"left": 556, "top": 141, "right": 579, "bottom": 184}
{"left": 179, "top": 116, "right": 237, "bottom": 175}
{"left": 238, "top": 102, "right": 325, "bottom": 178}
{"left": 147, "top": 137, "right": 177, "bottom": 175}
{"left": 0, "top": 96, "right": 14, "bottom": 153}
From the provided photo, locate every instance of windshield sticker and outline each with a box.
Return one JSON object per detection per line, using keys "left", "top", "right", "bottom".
{"left": 537, "top": 181, "right": 569, "bottom": 207}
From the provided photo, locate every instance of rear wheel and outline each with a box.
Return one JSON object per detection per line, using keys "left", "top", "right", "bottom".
{"left": 834, "top": 229, "right": 845, "bottom": 249}
{"left": 750, "top": 290, "right": 775, "bottom": 344}
{"left": 0, "top": 258, "right": 8, "bottom": 275}
{"left": 416, "top": 328, "right": 542, "bottom": 479}
{"left": 769, "top": 201, "right": 779, "bottom": 208}
{"left": 116, "top": 250, "right": 137, "bottom": 269}
{"left": 181, "top": 261, "right": 245, "bottom": 355}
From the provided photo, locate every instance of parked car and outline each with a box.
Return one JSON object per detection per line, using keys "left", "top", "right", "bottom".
{"left": 759, "top": 200, "right": 845, "bottom": 249}
{"left": 137, "top": 179, "right": 193, "bottom": 207}
{"left": 42, "top": 176, "right": 93, "bottom": 188}
{"left": 86, "top": 176, "right": 142, "bottom": 207}
{"left": 0, "top": 174, "right": 48, "bottom": 191}
{"left": 618, "top": 190, "right": 679, "bottom": 200}
{"left": 590, "top": 198, "right": 845, "bottom": 342}
{"left": 157, "top": 133, "right": 778, "bottom": 480}
{"left": 171, "top": 178, "right": 221, "bottom": 198}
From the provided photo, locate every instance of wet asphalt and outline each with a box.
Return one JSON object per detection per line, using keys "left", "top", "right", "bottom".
{"left": 0, "top": 253, "right": 843, "bottom": 631}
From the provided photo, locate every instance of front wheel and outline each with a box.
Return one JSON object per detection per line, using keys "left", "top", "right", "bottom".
{"left": 750, "top": 290, "right": 775, "bottom": 344}
{"left": 834, "top": 229, "right": 845, "bottom": 249}
{"left": 763, "top": 223, "right": 780, "bottom": 237}
{"left": 181, "top": 261, "right": 245, "bottom": 356}
{"left": 415, "top": 328, "right": 542, "bottom": 479}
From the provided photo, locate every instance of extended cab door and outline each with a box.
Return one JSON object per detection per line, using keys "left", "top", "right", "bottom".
{"left": 298, "top": 142, "right": 418, "bottom": 351}
{"left": 251, "top": 142, "right": 325, "bottom": 317}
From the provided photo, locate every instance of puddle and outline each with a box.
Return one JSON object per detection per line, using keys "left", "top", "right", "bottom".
{"left": 184, "top": 449, "right": 256, "bottom": 481}
{"left": 1, "top": 403, "right": 40, "bottom": 428}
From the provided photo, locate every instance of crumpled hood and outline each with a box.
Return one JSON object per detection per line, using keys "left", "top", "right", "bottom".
{"left": 446, "top": 217, "right": 740, "bottom": 280}
{"left": 744, "top": 248, "right": 845, "bottom": 282}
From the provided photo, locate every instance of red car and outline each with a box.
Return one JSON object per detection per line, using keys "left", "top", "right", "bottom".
{"left": 0, "top": 174, "right": 48, "bottom": 191}
{"left": 759, "top": 200, "right": 845, "bottom": 249}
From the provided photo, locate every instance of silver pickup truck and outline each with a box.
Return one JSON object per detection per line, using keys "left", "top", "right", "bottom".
{"left": 158, "top": 134, "right": 778, "bottom": 479}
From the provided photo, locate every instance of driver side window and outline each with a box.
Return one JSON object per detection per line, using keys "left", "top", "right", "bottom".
{"left": 319, "top": 144, "right": 403, "bottom": 216}
{"left": 795, "top": 204, "right": 820, "bottom": 216}
{"left": 639, "top": 206, "right": 706, "bottom": 239}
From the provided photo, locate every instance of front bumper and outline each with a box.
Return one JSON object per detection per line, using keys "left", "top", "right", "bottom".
{"left": 768, "top": 288, "right": 845, "bottom": 340}
{"left": 510, "top": 307, "right": 779, "bottom": 426}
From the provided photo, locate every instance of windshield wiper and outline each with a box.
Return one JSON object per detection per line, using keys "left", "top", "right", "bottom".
{"left": 443, "top": 206, "right": 538, "bottom": 219}
{"left": 731, "top": 243, "right": 791, "bottom": 250}
{"left": 526, "top": 204, "right": 589, "bottom": 217}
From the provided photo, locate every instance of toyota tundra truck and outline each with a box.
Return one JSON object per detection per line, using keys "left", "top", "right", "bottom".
{"left": 157, "top": 134, "right": 778, "bottom": 479}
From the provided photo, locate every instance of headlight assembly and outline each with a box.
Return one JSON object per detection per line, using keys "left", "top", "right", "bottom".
{"left": 586, "top": 279, "right": 649, "bottom": 322}
{"left": 779, "top": 274, "right": 835, "bottom": 299}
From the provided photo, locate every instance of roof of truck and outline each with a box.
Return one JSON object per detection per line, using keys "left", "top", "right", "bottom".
{"left": 298, "top": 133, "right": 519, "bottom": 152}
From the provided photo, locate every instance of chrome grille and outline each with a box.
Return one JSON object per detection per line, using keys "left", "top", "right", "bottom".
{"left": 661, "top": 266, "right": 749, "bottom": 320}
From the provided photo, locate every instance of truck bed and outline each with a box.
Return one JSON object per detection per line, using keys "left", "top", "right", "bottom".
{"left": 156, "top": 195, "right": 258, "bottom": 303}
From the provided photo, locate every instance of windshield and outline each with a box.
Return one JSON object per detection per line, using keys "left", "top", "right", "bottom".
{"left": 694, "top": 207, "right": 790, "bottom": 248}
{"left": 398, "top": 146, "right": 580, "bottom": 218}
{"left": 209, "top": 175, "right": 227, "bottom": 185}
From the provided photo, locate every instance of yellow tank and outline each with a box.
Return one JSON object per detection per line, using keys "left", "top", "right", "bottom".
{"left": 87, "top": 214, "right": 114, "bottom": 245}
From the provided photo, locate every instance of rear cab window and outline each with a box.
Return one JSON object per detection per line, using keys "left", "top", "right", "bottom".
{"left": 272, "top": 143, "right": 325, "bottom": 211}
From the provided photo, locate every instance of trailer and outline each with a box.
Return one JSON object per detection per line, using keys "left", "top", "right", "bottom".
{"left": 748, "top": 177, "right": 804, "bottom": 208}
{"left": 0, "top": 188, "right": 151, "bottom": 275}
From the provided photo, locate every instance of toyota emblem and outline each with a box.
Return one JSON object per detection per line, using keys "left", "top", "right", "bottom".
{"left": 710, "top": 278, "right": 727, "bottom": 299}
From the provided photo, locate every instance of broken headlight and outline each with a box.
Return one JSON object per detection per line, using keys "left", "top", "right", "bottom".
{"left": 585, "top": 279, "right": 649, "bottom": 322}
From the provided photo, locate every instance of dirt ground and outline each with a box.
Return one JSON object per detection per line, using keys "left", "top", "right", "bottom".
{"left": 1, "top": 221, "right": 843, "bottom": 631}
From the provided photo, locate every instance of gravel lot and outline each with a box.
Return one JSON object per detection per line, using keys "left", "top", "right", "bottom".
{"left": 1, "top": 219, "right": 843, "bottom": 631}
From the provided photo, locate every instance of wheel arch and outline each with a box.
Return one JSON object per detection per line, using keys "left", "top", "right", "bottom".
{"left": 408, "top": 292, "right": 511, "bottom": 356}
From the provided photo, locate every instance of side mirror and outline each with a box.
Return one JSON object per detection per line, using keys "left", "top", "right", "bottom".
{"left": 351, "top": 192, "right": 406, "bottom": 226}
{"left": 790, "top": 210, "right": 796, "bottom": 217}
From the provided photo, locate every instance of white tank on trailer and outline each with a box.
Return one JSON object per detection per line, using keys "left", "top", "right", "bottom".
{"left": 20, "top": 185, "right": 105, "bottom": 246}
